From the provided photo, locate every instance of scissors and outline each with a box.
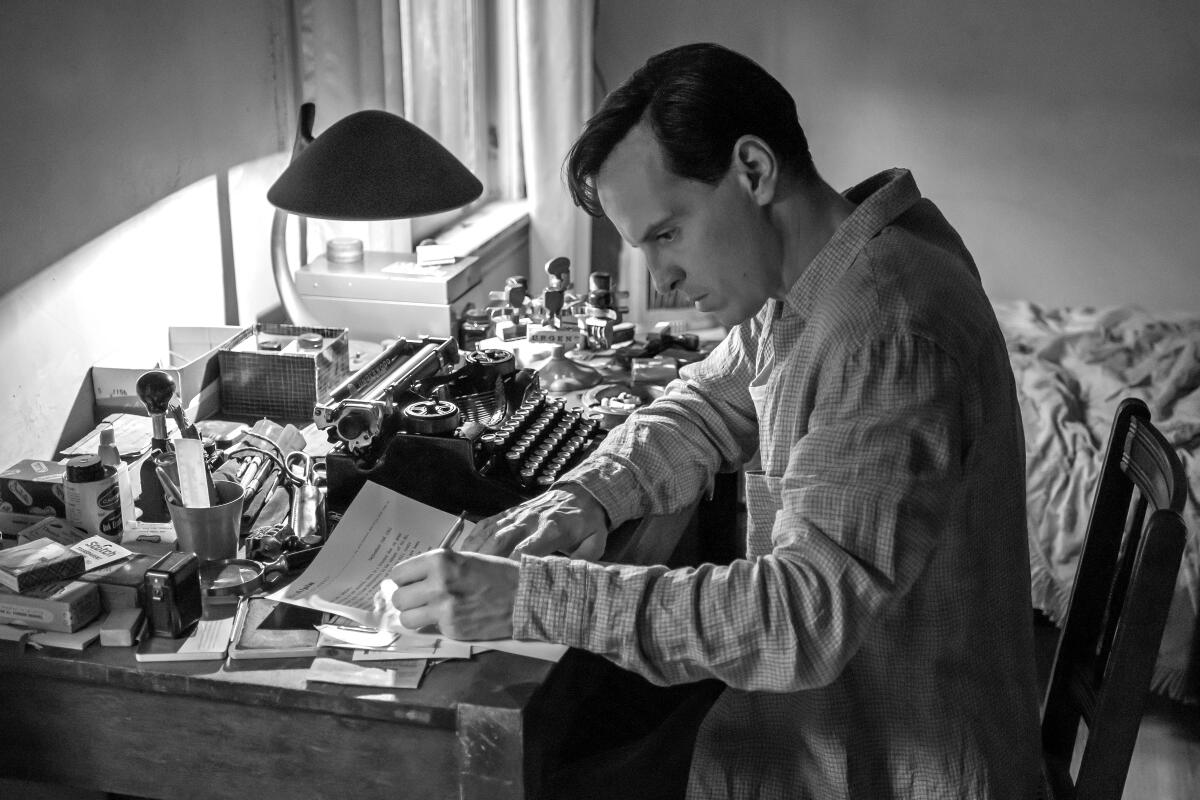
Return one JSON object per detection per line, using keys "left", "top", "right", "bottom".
{"left": 284, "top": 451, "right": 327, "bottom": 548}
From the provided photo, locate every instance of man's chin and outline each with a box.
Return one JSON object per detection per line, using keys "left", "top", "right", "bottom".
{"left": 710, "top": 305, "right": 751, "bottom": 328}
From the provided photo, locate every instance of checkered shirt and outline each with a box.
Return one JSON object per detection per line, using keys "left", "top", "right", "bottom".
{"left": 513, "top": 169, "right": 1042, "bottom": 799}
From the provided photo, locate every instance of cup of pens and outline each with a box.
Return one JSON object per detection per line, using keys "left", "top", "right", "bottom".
{"left": 166, "top": 480, "right": 245, "bottom": 562}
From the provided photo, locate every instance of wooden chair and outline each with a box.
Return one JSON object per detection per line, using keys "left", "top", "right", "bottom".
{"left": 1040, "top": 397, "right": 1189, "bottom": 800}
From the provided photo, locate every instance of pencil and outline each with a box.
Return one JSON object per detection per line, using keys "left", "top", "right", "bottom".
{"left": 439, "top": 511, "right": 469, "bottom": 551}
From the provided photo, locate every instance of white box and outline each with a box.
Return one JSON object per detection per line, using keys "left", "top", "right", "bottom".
{"left": 91, "top": 326, "right": 243, "bottom": 419}
{"left": 296, "top": 253, "right": 515, "bottom": 343}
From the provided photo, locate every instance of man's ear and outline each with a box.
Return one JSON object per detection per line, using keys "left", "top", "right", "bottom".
{"left": 732, "top": 135, "right": 778, "bottom": 205}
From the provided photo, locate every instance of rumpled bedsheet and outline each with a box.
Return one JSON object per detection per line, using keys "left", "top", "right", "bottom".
{"left": 995, "top": 301, "right": 1200, "bottom": 703}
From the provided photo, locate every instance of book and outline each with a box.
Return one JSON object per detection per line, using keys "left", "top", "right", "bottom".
{"left": 0, "top": 580, "right": 101, "bottom": 632}
{"left": 0, "top": 537, "right": 86, "bottom": 592}
{"left": 134, "top": 604, "right": 237, "bottom": 662}
{"left": 29, "top": 619, "right": 103, "bottom": 651}
{"left": 100, "top": 607, "right": 146, "bottom": 647}
{"left": 227, "top": 597, "right": 324, "bottom": 660}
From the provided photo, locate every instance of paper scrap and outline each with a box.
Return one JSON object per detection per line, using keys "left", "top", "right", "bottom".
{"left": 306, "top": 656, "right": 425, "bottom": 689}
{"left": 316, "top": 624, "right": 401, "bottom": 650}
{"left": 351, "top": 638, "right": 472, "bottom": 662}
{"left": 71, "top": 536, "right": 134, "bottom": 571}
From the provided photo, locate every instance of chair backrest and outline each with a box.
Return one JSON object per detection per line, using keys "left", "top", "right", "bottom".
{"left": 1040, "top": 397, "right": 1189, "bottom": 800}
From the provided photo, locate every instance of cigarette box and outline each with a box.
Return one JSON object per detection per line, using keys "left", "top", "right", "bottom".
{"left": 0, "top": 580, "right": 101, "bottom": 633}
{"left": 0, "top": 459, "right": 66, "bottom": 517}
{"left": 0, "top": 537, "right": 86, "bottom": 592}
{"left": 77, "top": 552, "right": 159, "bottom": 610}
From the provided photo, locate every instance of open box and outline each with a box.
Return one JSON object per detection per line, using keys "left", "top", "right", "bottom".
{"left": 91, "top": 326, "right": 243, "bottom": 420}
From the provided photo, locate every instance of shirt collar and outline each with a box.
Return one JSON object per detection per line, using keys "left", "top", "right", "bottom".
{"left": 777, "top": 168, "right": 922, "bottom": 320}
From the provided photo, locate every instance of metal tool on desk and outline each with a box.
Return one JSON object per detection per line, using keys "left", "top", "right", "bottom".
{"left": 135, "top": 369, "right": 198, "bottom": 522}
{"left": 285, "top": 451, "right": 326, "bottom": 548}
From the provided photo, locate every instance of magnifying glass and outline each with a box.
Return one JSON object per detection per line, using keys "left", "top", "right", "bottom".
{"left": 199, "top": 558, "right": 266, "bottom": 599}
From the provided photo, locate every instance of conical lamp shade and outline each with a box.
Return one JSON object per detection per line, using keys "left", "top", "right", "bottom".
{"left": 267, "top": 110, "right": 483, "bottom": 220}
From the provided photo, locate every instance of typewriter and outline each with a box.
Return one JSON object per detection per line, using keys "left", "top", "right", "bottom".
{"left": 315, "top": 334, "right": 606, "bottom": 518}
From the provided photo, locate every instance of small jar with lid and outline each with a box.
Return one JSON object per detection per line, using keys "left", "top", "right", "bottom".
{"left": 64, "top": 454, "right": 124, "bottom": 542}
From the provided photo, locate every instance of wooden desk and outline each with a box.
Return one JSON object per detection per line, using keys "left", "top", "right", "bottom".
{"left": 0, "top": 636, "right": 595, "bottom": 800}
{"left": 0, "top": 505, "right": 707, "bottom": 800}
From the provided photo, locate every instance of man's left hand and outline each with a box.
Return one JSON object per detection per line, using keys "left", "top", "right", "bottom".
{"left": 389, "top": 550, "right": 520, "bottom": 640}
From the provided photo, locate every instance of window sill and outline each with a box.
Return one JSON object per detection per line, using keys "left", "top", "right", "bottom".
{"left": 434, "top": 199, "right": 530, "bottom": 259}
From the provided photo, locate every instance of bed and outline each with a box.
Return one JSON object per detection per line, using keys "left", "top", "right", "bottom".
{"left": 995, "top": 301, "right": 1200, "bottom": 704}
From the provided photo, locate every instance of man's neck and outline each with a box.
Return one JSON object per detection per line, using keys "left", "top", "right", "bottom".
{"left": 771, "top": 176, "right": 857, "bottom": 299}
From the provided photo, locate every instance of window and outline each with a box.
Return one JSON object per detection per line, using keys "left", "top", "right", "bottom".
{"left": 293, "top": 0, "right": 522, "bottom": 251}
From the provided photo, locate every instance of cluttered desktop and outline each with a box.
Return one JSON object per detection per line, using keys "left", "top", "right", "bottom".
{"left": 0, "top": 256, "right": 726, "bottom": 800}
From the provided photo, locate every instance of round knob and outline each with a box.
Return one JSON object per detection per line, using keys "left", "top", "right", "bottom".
{"left": 402, "top": 399, "right": 462, "bottom": 436}
{"left": 136, "top": 370, "right": 177, "bottom": 414}
{"left": 545, "top": 256, "right": 571, "bottom": 284}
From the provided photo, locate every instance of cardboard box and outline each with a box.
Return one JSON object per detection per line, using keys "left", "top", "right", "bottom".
{"left": 218, "top": 323, "right": 350, "bottom": 421}
{"left": 91, "top": 326, "right": 243, "bottom": 419}
{"left": 0, "top": 459, "right": 66, "bottom": 517}
{"left": 0, "top": 580, "right": 101, "bottom": 633}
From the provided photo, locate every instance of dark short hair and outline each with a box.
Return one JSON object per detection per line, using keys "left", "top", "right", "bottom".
{"left": 565, "top": 43, "right": 814, "bottom": 217}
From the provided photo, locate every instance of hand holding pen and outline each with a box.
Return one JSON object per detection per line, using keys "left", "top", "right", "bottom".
{"left": 388, "top": 510, "right": 520, "bottom": 640}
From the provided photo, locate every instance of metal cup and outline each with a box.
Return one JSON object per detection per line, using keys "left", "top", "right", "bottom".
{"left": 167, "top": 480, "right": 245, "bottom": 562}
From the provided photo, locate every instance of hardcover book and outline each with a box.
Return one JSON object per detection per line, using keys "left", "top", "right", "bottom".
{"left": 0, "top": 537, "right": 86, "bottom": 592}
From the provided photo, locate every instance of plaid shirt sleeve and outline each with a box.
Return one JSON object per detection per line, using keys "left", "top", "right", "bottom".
{"left": 548, "top": 319, "right": 762, "bottom": 529}
{"left": 513, "top": 324, "right": 966, "bottom": 691}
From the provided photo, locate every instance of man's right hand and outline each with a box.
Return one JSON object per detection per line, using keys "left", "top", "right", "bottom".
{"left": 459, "top": 484, "right": 610, "bottom": 561}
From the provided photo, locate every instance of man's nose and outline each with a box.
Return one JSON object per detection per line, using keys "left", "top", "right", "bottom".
{"left": 646, "top": 256, "right": 684, "bottom": 295}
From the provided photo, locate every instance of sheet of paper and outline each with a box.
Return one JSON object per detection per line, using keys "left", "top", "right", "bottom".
{"left": 266, "top": 481, "right": 468, "bottom": 626}
{"left": 468, "top": 639, "right": 567, "bottom": 662}
{"left": 269, "top": 481, "right": 566, "bottom": 662}
{"left": 306, "top": 656, "right": 426, "bottom": 689}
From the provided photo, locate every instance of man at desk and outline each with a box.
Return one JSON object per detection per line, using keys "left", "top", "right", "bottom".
{"left": 391, "top": 43, "right": 1040, "bottom": 799}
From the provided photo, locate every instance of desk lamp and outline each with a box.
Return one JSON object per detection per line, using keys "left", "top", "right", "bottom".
{"left": 266, "top": 103, "right": 484, "bottom": 328}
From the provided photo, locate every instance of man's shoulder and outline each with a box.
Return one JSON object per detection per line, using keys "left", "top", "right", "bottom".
{"left": 810, "top": 211, "right": 999, "bottom": 365}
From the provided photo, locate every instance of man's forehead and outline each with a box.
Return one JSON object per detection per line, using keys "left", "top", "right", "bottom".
{"left": 596, "top": 124, "right": 674, "bottom": 237}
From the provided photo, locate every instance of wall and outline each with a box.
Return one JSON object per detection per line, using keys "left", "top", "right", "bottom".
{"left": 0, "top": 1, "right": 295, "bottom": 466}
{"left": 593, "top": 0, "right": 1200, "bottom": 314}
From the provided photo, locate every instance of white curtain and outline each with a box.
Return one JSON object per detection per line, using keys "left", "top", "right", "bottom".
{"left": 514, "top": 0, "right": 594, "bottom": 291}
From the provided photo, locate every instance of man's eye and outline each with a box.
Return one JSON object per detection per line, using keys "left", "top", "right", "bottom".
{"left": 656, "top": 229, "right": 676, "bottom": 243}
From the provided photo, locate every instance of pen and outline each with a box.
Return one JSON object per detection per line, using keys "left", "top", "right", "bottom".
{"left": 439, "top": 511, "right": 469, "bottom": 551}
{"left": 156, "top": 466, "right": 183, "bottom": 506}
